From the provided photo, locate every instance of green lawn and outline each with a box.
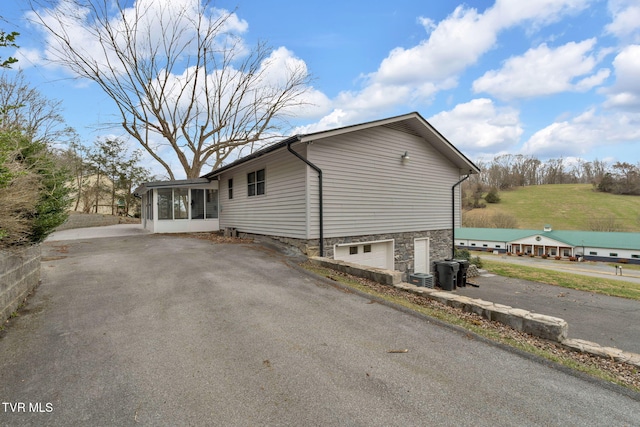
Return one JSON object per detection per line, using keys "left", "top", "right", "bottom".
{"left": 464, "top": 184, "right": 640, "bottom": 231}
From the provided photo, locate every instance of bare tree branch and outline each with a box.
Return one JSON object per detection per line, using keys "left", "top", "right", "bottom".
{"left": 29, "top": 0, "right": 312, "bottom": 178}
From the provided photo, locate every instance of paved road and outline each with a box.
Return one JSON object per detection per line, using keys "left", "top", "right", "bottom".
{"left": 457, "top": 254, "right": 640, "bottom": 354}
{"left": 1, "top": 231, "right": 639, "bottom": 425}
{"left": 480, "top": 252, "right": 640, "bottom": 284}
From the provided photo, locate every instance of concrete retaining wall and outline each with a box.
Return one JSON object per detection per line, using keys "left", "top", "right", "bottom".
{"left": 56, "top": 212, "right": 121, "bottom": 231}
{"left": 0, "top": 245, "right": 41, "bottom": 323}
{"left": 310, "top": 257, "right": 402, "bottom": 286}
{"left": 395, "top": 282, "right": 568, "bottom": 342}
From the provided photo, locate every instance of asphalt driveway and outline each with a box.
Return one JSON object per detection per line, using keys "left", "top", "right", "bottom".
{"left": 1, "top": 231, "right": 640, "bottom": 425}
{"left": 456, "top": 253, "right": 640, "bottom": 354}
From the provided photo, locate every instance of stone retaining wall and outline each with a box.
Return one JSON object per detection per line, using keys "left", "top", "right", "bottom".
{"left": 0, "top": 245, "right": 41, "bottom": 323}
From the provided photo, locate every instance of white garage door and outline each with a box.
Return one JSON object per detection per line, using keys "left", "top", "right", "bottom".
{"left": 334, "top": 240, "right": 394, "bottom": 270}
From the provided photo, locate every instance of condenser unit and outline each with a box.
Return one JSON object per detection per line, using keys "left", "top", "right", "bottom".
{"left": 409, "top": 273, "right": 434, "bottom": 288}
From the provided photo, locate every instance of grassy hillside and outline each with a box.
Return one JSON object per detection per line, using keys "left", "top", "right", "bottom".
{"left": 463, "top": 184, "right": 640, "bottom": 232}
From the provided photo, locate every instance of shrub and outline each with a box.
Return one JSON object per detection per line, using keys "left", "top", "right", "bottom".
{"left": 555, "top": 256, "right": 562, "bottom": 260}
{"left": 618, "top": 258, "right": 629, "bottom": 264}
{"left": 541, "top": 254, "right": 548, "bottom": 259}
{"left": 470, "top": 255, "right": 483, "bottom": 268}
{"left": 485, "top": 188, "right": 501, "bottom": 203}
{"left": 0, "top": 131, "right": 71, "bottom": 247}
{"left": 454, "top": 248, "right": 471, "bottom": 260}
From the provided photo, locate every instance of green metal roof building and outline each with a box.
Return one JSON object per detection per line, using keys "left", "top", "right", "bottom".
{"left": 455, "top": 227, "right": 640, "bottom": 264}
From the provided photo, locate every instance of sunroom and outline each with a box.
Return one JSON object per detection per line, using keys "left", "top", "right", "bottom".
{"left": 134, "top": 178, "right": 219, "bottom": 233}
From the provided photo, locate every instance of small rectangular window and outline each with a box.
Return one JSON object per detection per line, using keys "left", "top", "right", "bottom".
{"left": 632, "top": 255, "right": 640, "bottom": 259}
{"left": 482, "top": 244, "right": 488, "bottom": 247}
{"left": 248, "top": 169, "right": 265, "bottom": 197}
{"left": 590, "top": 251, "right": 598, "bottom": 256}
{"left": 471, "top": 243, "right": 476, "bottom": 247}
{"left": 363, "top": 245, "right": 372, "bottom": 253}
{"left": 228, "top": 178, "right": 233, "bottom": 200}
{"left": 610, "top": 253, "right": 618, "bottom": 257}
{"left": 349, "top": 246, "right": 358, "bottom": 255}
{"left": 495, "top": 245, "right": 501, "bottom": 248}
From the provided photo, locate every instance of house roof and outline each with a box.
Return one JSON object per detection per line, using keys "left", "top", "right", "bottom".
{"left": 133, "top": 178, "right": 210, "bottom": 197}
{"left": 202, "top": 112, "right": 480, "bottom": 179}
{"left": 454, "top": 228, "right": 541, "bottom": 242}
{"left": 455, "top": 228, "right": 640, "bottom": 251}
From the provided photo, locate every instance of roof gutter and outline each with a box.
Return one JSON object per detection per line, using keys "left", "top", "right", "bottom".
{"left": 452, "top": 172, "right": 471, "bottom": 258}
{"left": 287, "top": 139, "right": 324, "bottom": 257}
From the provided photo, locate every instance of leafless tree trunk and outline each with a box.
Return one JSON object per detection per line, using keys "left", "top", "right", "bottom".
{"left": 30, "top": 0, "right": 312, "bottom": 178}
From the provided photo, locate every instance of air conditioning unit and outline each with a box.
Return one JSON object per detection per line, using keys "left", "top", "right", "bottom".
{"left": 409, "top": 273, "right": 434, "bottom": 288}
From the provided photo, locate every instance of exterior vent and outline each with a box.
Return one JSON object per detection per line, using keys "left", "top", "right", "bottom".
{"left": 409, "top": 273, "right": 434, "bottom": 288}
{"left": 544, "top": 224, "right": 552, "bottom": 232}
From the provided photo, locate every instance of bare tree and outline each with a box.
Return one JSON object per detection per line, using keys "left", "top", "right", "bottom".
{"left": 30, "top": 0, "right": 313, "bottom": 179}
{"left": 0, "top": 71, "right": 74, "bottom": 145}
{"left": 587, "top": 215, "right": 624, "bottom": 232}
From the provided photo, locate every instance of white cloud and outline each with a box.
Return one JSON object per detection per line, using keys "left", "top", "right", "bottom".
{"left": 428, "top": 98, "right": 523, "bottom": 153}
{"left": 603, "top": 44, "right": 640, "bottom": 109}
{"left": 522, "top": 108, "right": 640, "bottom": 157}
{"left": 488, "top": 0, "right": 591, "bottom": 29}
{"left": 605, "top": 0, "right": 640, "bottom": 42}
{"left": 473, "top": 39, "right": 609, "bottom": 100}
{"left": 257, "top": 47, "right": 332, "bottom": 119}
{"left": 292, "top": 109, "right": 354, "bottom": 134}
{"left": 312, "top": 0, "right": 592, "bottom": 127}
{"left": 374, "top": 6, "right": 495, "bottom": 86}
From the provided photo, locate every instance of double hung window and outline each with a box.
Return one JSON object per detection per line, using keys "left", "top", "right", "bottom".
{"left": 247, "top": 169, "right": 265, "bottom": 196}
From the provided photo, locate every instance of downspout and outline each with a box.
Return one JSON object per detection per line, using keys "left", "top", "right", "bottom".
{"left": 287, "top": 139, "right": 324, "bottom": 257}
{"left": 451, "top": 172, "right": 471, "bottom": 258}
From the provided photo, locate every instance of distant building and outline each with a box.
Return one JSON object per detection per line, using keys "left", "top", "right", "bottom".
{"left": 455, "top": 227, "right": 640, "bottom": 265}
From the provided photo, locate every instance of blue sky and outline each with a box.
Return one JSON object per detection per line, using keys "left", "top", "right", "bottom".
{"left": 2, "top": 0, "right": 640, "bottom": 179}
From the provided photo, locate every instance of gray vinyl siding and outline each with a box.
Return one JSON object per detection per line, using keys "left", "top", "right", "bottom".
{"left": 307, "top": 126, "right": 462, "bottom": 239}
{"left": 218, "top": 146, "right": 308, "bottom": 239}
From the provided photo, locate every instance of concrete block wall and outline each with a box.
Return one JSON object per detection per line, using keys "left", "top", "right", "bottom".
{"left": 0, "top": 245, "right": 41, "bottom": 323}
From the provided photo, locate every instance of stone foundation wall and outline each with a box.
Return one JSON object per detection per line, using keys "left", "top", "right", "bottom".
{"left": 238, "top": 229, "right": 453, "bottom": 277}
{"left": 0, "top": 245, "right": 41, "bottom": 323}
